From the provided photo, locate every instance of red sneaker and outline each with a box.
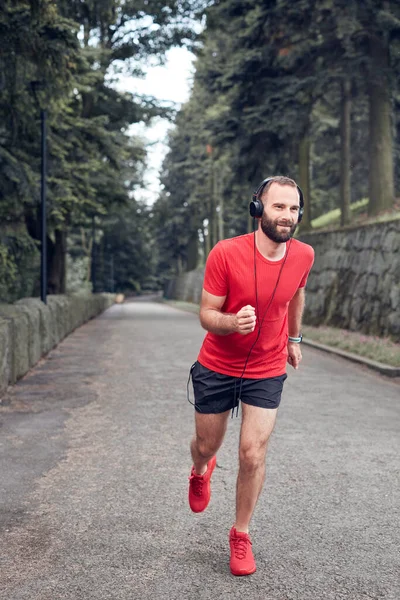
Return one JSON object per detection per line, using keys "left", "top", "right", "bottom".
{"left": 229, "top": 526, "right": 256, "bottom": 576}
{"left": 188, "top": 455, "right": 217, "bottom": 513}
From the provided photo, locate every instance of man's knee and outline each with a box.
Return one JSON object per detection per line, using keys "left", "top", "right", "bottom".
{"left": 194, "top": 436, "right": 219, "bottom": 459}
{"left": 239, "top": 441, "right": 268, "bottom": 473}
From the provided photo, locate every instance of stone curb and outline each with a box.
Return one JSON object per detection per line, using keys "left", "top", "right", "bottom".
{"left": 162, "top": 299, "right": 400, "bottom": 379}
{"left": 302, "top": 339, "right": 400, "bottom": 378}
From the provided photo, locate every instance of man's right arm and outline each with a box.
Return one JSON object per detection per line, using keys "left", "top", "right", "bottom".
{"left": 199, "top": 289, "right": 256, "bottom": 336}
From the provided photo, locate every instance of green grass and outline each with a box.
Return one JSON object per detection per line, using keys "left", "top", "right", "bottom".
{"left": 310, "top": 198, "right": 400, "bottom": 230}
{"left": 303, "top": 325, "right": 400, "bottom": 367}
{"left": 311, "top": 198, "right": 368, "bottom": 229}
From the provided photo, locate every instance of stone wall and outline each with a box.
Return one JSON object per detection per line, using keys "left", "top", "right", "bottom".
{"left": 300, "top": 219, "right": 400, "bottom": 340}
{"left": 164, "top": 219, "right": 400, "bottom": 342}
{"left": 0, "top": 292, "right": 115, "bottom": 397}
{"left": 164, "top": 268, "right": 205, "bottom": 305}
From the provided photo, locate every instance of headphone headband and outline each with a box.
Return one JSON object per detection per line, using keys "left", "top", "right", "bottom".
{"left": 249, "top": 177, "right": 304, "bottom": 222}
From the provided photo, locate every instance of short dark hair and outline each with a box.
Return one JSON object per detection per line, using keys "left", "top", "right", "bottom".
{"left": 259, "top": 176, "right": 298, "bottom": 201}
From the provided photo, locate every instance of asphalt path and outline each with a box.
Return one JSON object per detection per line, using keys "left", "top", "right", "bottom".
{"left": 0, "top": 299, "right": 399, "bottom": 600}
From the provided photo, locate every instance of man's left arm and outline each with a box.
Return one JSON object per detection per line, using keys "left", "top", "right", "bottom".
{"left": 287, "top": 287, "right": 305, "bottom": 370}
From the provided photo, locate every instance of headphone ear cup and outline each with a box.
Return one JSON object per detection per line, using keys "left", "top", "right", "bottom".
{"left": 249, "top": 197, "right": 263, "bottom": 218}
{"left": 250, "top": 179, "right": 304, "bottom": 221}
{"left": 297, "top": 185, "right": 304, "bottom": 223}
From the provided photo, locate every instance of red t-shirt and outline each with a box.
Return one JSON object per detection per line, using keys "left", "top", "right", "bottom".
{"left": 197, "top": 233, "right": 314, "bottom": 378}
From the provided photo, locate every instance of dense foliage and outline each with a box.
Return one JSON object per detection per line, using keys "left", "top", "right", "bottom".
{"left": 0, "top": 0, "right": 204, "bottom": 301}
{"left": 154, "top": 0, "right": 400, "bottom": 278}
{"left": 1, "top": 1, "right": 400, "bottom": 300}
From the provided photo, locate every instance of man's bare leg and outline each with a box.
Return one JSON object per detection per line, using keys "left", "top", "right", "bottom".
{"left": 191, "top": 410, "right": 230, "bottom": 475}
{"left": 235, "top": 404, "right": 278, "bottom": 532}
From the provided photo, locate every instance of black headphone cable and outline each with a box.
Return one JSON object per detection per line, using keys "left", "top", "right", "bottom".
{"left": 232, "top": 224, "right": 292, "bottom": 417}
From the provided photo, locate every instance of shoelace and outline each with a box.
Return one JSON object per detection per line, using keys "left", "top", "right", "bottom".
{"left": 189, "top": 474, "right": 204, "bottom": 497}
{"left": 232, "top": 536, "right": 251, "bottom": 559}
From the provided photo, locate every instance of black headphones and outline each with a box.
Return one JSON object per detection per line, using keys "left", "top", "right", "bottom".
{"left": 249, "top": 177, "right": 304, "bottom": 223}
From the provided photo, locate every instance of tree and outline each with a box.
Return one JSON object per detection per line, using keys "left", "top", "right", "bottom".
{"left": 158, "top": 0, "right": 400, "bottom": 261}
{"left": 0, "top": 0, "right": 82, "bottom": 299}
{"left": 0, "top": 0, "right": 208, "bottom": 299}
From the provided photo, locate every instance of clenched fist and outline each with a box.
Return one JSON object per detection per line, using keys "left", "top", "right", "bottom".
{"left": 235, "top": 305, "right": 256, "bottom": 335}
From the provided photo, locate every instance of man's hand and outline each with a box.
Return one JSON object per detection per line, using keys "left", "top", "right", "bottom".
{"left": 235, "top": 305, "right": 256, "bottom": 335}
{"left": 287, "top": 342, "right": 302, "bottom": 369}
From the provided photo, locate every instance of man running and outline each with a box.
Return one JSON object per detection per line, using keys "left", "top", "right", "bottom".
{"left": 188, "top": 176, "right": 315, "bottom": 576}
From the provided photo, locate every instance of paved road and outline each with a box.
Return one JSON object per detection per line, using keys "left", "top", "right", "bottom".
{"left": 0, "top": 299, "right": 399, "bottom": 600}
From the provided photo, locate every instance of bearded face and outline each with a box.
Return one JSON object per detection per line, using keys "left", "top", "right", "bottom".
{"left": 260, "top": 211, "right": 297, "bottom": 243}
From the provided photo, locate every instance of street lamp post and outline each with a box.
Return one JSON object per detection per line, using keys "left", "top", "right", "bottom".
{"left": 110, "top": 255, "right": 114, "bottom": 293}
{"left": 40, "top": 108, "right": 47, "bottom": 304}
{"left": 91, "top": 215, "right": 96, "bottom": 293}
{"left": 31, "top": 81, "right": 48, "bottom": 304}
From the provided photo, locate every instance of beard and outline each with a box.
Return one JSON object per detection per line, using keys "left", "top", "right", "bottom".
{"left": 260, "top": 214, "right": 297, "bottom": 243}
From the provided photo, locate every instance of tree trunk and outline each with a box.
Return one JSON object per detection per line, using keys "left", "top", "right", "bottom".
{"left": 47, "top": 229, "right": 67, "bottom": 294}
{"left": 212, "top": 177, "right": 218, "bottom": 248}
{"left": 214, "top": 164, "right": 228, "bottom": 241}
{"left": 176, "top": 255, "right": 183, "bottom": 275}
{"left": 209, "top": 154, "right": 217, "bottom": 250}
{"left": 217, "top": 203, "right": 224, "bottom": 241}
{"left": 186, "top": 229, "right": 198, "bottom": 271}
{"left": 298, "top": 134, "right": 312, "bottom": 229}
{"left": 368, "top": 35, "right": 394, "bottom": 215}
{"left": 340, "top": 78, "right": 352, "bottom": 226}
{"left": 217, "top": 178, "right": 224, "bottom": 242}
{"left": 203, "top": 223, "right": 210, "bottom": 260}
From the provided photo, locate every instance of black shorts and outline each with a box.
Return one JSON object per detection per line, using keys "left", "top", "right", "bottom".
{"left": 191, "top": 361, "right": 287, "bottom": 414}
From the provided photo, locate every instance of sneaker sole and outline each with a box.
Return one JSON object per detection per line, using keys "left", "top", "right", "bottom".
{"left": 230, "top": 565, "right": 257, "bottom": 576}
